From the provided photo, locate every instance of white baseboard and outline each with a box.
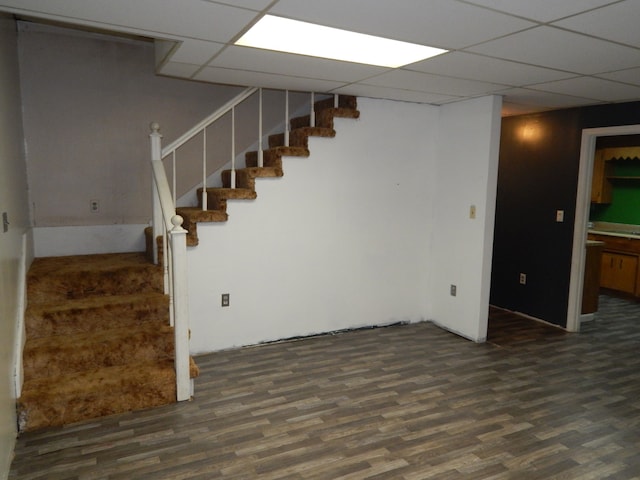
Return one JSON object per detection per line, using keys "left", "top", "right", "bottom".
{"left": 33, "top": 224, "right": 148, "bottom": 257}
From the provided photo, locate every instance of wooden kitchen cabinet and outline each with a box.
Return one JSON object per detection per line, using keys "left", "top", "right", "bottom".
{"left": 600, "top": 251, "right": 638, "bottom": 295}
{"left": 591, "top": 149, "right": 613, "bottom": 204}
{"left": 588, "top": 233, "right": 640, "bottom": 298}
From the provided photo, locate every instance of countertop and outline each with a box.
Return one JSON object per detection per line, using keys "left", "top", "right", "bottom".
{"left": 588, "top": 222, "right": 640, "bottom": 240}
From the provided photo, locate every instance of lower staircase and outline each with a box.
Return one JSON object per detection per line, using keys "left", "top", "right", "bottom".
{"left": 18, "top": 252, "right": 198, "bottom": 432}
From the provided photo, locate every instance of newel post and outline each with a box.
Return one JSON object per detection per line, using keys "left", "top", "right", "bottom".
{"left": 149, "top": 122, "right": 163, "bottom": 265}
{"left": 169, "top": 214, "right": 191, "bottom": 401}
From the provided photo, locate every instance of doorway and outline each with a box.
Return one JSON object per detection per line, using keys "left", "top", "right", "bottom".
{"left": 567, "top": 124, "right": 640, "bottom": 332}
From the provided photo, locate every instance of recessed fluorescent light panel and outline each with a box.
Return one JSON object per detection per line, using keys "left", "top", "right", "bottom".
{"left": 236, "top": 15, "right": 447, "bottom": 68}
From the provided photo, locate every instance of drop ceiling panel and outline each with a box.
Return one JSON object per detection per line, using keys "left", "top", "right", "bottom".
{"left": 596, "top": 67, "right": 640, "bottom": 86}
{"left": 270, "top": 0, "right": 536, "bottom": 49}
{"left": 462, "top": 0, "right": 618, "bottom": 22}
{"left": 552, "top": 0, "right": 640, "bottom": 48}
{"left": 468, "top": 26, "right": 640, "bottom": 75}
{"left": 364, "top": 69, "right": 508, "bottom": 97}
{"left": 3, "top": 0, "right": 640, "bottom": 115}
{"left": 200, "top": 0, "right": 273, "bottom": 10}
{"left": 333, "top": 84, "right": 461, "bottom": 105}
{"left": 408, "top": 51, "right": 576, "bottom": 86}
{"left": 528, "top": 77, "right": 640, "bottom": 103}
{"left": 496, "top": 87, "right": 604, "bottom": 109}
{"left": 209, "top": 45, "right": 388, "bottom": 83}
{"left": 194, "top": 66, "right": 345, "bottom": 92}
{"left": 1, "top": 0, "right": 260, "bottom": 42}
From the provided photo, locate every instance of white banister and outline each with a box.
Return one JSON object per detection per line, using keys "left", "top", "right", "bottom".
{"left": 310, "top": 92, "right": 315, "bottom": 128}
{"left": 149, "top": 122, "right": 192, "bottom": 402}
{"left": 149, "top": 87, "right": 341, "bottom": 401}
{"left": 162, "top": 87, "right": 257, "bottom": 157}
{"left": 169, "top": 214, "right": 190, "bottom": 401}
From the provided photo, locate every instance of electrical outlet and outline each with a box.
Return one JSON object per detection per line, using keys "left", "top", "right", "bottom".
{"left": 556, "top": 210, "right": 564, "bottom": 222}
{"left": 469, "top": 205, "right": 476, "bottom": 219}
{"left": 450, "top": 284, "right": 457, "bottom": 296}
{"left": 90, "top": 200, "right": 100, "bottom": 213}
{"left": 221, "top": 293, "right": 230, "bottom": 307}
{"left": 519, "top": 273, "right": 527, "bottom": 285}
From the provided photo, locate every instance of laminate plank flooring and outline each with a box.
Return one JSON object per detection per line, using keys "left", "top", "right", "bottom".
{"left": 10, "top": 295, "right": 640, "bottom": 479}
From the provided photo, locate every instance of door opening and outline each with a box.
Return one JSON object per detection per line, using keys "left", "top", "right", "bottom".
{"left": 567, "top": 124, "right": 640, "bottom": 332}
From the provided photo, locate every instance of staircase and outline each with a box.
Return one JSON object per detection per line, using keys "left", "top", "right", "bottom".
{"left": 18, "top": 93, "right": 358, "bottom": 432}
{"left": 18, "top": 252, "right": 198, "bottom": 432}
{"left": 173, "top": 95, "right": 360, "bottom": 245}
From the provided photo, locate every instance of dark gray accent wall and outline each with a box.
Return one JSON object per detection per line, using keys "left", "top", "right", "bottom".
{"left": 490, "top": 101, "right": 640, "bottom": 327}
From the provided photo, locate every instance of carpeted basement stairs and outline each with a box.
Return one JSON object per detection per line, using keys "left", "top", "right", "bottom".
{"left": 19, "top": 252, "right": 199, "bottom": 432}
{"left": 18, "top": 95, "right": 359, "bottom": 432}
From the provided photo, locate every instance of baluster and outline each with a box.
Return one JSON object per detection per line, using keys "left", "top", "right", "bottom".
{"left": 172, "top": 151, "right": 176, "bottom": 206}
{"left": 310, "top": 92, "right": 315, "bottom": 127}
{"left": 202, "top": 128, "right": 207, "bottom": 210}
{"left": 285, "top": 90, "right": 290, "bottom": 147}
{"left": 258, "top": 88, "right": 264, "bottom": 168}
{"left": 149, "top": 122, "right": 163, "bottom": 265}
{"left": 231, "top": 106, "right": 236, "bottom": 189}
{"left": 334, "top": 93, "right": 339, "bottom": 108}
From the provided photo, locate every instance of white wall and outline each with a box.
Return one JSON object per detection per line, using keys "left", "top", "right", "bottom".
{"left": 17, "top": 22, "right": 243, "bottom": 232}
{"left": 187, "top": 97, "right": 440, "bottom": 352}
{"left": 429, "top": 95, "right": 502, "bottom": 341}
{"left": 0, "top": 14, "right": 32, "bottom": 480}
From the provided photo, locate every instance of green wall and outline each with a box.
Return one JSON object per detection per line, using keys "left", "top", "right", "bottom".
{"left": 591, "top": 161, "right": 640, "bottom": 225}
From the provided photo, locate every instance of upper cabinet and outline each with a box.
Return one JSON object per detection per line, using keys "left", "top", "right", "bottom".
{"left": 591, "top": 149, "right": 613, "bottom": 204}
{"left": 591, "top": 146, "right": 640, "bottom": 204}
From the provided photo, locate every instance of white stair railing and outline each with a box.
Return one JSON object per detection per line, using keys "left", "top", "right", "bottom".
{"left": 149, "top": 122, "right": 191, "bottom": 401}
{"left": 148, "top": 90, "right": 339, "bottom": 400}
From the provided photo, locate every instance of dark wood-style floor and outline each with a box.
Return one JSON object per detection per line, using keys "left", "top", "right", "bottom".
{"left": 10, "top": 295, "right": 640, "bottom": 479}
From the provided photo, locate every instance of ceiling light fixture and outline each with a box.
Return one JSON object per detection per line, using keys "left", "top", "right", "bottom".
{"left": 236, "top": 15, "right": 447, "bottom": 68}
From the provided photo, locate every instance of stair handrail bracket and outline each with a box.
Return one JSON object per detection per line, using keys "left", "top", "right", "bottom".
{"left": 149, "top": 122, "right": 191, "bottom": 402}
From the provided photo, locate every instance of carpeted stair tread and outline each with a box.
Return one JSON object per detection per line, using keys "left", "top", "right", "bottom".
{"left": 23, "top": 323, "right": 174, "bottom": 379}
{"left": 268, "top": 127, "right": 336, "bottom": 149}
{"left": 18, "top": 359, "right": 179, "bottom": 431}
{"left": 176, "top": 207, "right": 228, "bottom": 246}
{"left": 25, "top": 292, "right": 169, "bottom": 339}
{"left": 27, "top": 252, "right": 162, "bottom": 305}
{"left": 221, "top": 166, "right": 283, "bottom": 189}
{"left": 196, "top": 187, "right": 257, "bottom": 211}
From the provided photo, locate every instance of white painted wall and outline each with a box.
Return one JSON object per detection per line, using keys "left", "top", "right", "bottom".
{"left": 18, "top": 22, "right": 243, "bottom": 229}
{"left": 187, "top": 97, "right": 441, "bottom": 353}
{"left": 429, "top": 95, "right": 502, "bottom": 341}
{"left": 0, "top": 14, "right": 32, "bottom": 480}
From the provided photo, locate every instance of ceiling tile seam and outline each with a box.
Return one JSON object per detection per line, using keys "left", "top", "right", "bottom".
{"left": 399, "top": 64, "right": 575, "bottom": 90}
{"left": 499, "top": 85, "right": 608, "bottom": 104}
{"left": 455, "top": 44, "right": 638, "bottom": 78}
{"left": 352, "top": 79, "right": 506, "bottom": 98}
{"left": 457, "top": 0, "right": 626, "bottom": 26}
{"left": 196, "top": 64, "right": 356, "bottom": 88}
{"left": 190, "top": 1, "right": 278, "bottom": 80}
{"left": 544, "top": 23, "right": 640, "bottom": 52}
